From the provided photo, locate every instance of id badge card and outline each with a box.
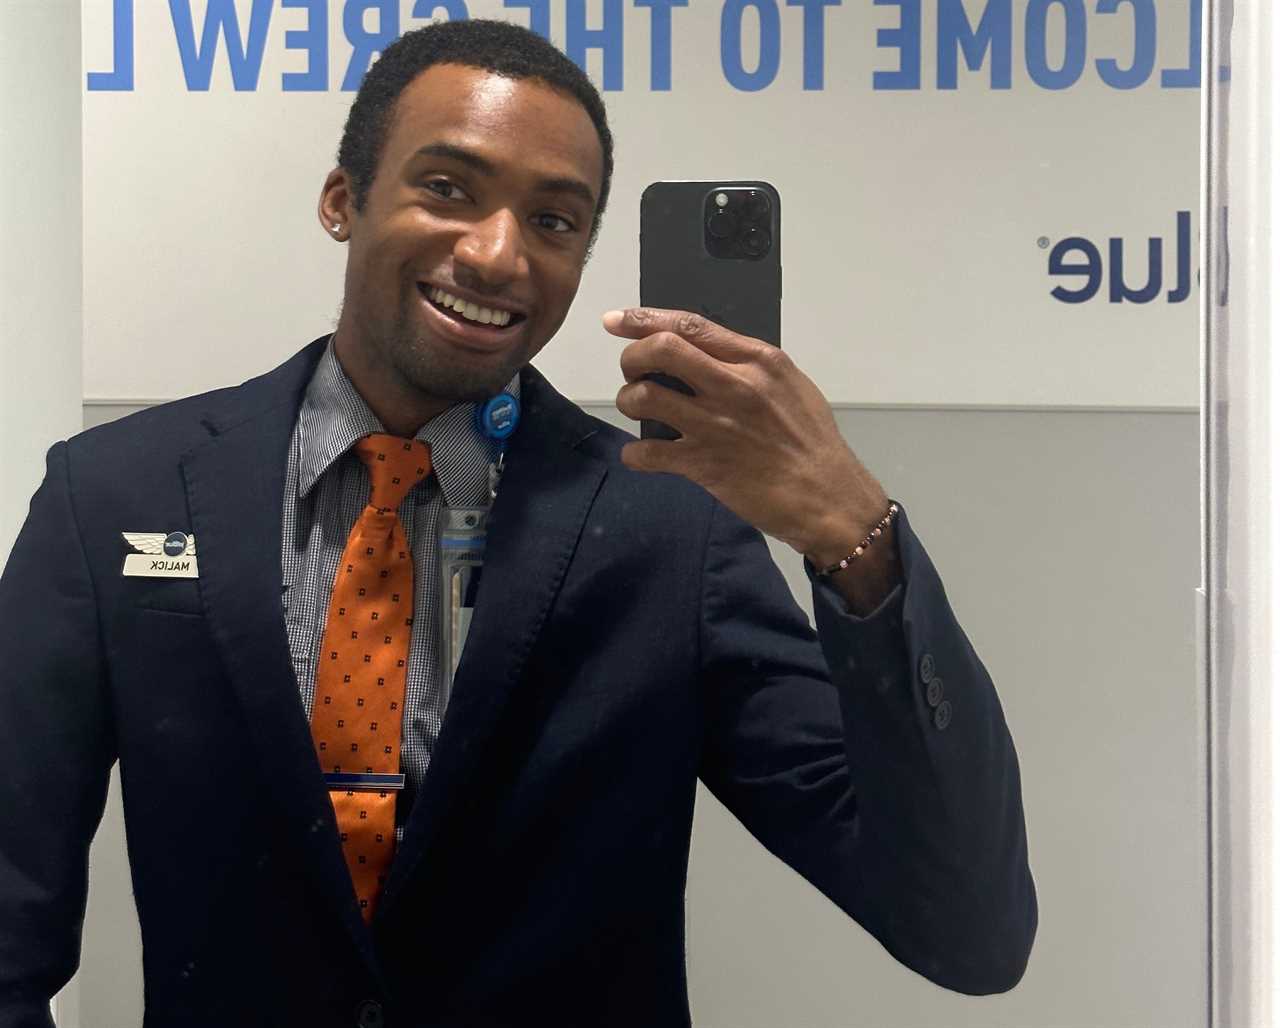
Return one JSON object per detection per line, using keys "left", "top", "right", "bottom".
{"left": 440, "top": 506, "right": 489, "bottom": 696}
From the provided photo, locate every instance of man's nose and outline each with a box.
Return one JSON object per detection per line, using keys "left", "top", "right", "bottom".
{"left": 454, "top": 208, "right": 528, "bottom": 286}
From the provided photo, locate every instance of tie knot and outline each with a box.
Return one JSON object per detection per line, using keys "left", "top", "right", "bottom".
{"left": 353, "top": 434, "right": 432, "bottom": 513}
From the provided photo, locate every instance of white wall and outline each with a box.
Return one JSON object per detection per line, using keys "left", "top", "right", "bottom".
{"left": 81, "top": 0, "right": 1201, "bottom": 408}
{"left": 0, "top": 0, "right": 84, "bottom": 555}
{"left": 0, "top": 1, "right": 86, "bottom": 1022}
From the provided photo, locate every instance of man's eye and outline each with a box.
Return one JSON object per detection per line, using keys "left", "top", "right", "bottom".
{"left": 424, "top": 179, "right": 466, "bottom": 201}
{"left": 535, "top": 213, "right": 575, "bottom": 234}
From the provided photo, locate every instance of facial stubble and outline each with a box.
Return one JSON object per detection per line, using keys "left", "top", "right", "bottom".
{"left": 381, "top": 279, "right": 531, "bottom": 411}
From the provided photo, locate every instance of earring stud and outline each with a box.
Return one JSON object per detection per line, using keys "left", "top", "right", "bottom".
{"left": 332, "top": 223, "right": 342, "bottom": 233}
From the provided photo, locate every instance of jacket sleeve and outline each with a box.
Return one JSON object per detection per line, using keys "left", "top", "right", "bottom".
{"left": 696, "top": 498, "right": 1037, "bottom": 995}
{"left": 0, "top": 443, "right": 116, "bottom": 1027}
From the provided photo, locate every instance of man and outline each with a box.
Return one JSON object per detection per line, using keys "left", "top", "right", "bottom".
{"left": 0, "top": 18, "right": 1035, "bottom": 1028}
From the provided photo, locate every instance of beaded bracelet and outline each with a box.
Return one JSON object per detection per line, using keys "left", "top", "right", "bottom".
{"left": 814, "top": 502, "right": 901, "bottom": 577}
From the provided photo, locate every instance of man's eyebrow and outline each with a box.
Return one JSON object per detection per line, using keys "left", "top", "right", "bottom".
{"left": 532, "top": 175, "right": 597, "bottom": 210}
{"left": 412, "top": 142, "right": 597, "bottom": 209}
{"left": 413, "top": 142, "right": 496, "bottom": 174}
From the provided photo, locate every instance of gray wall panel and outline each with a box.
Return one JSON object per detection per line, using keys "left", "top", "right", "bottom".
{"left": 76, "top": 401, "right": 1202, "bottom": 1028}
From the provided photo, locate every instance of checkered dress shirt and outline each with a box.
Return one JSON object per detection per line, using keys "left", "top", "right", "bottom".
{"left": 281, "top": 337, "right": 519, "bottom": 843}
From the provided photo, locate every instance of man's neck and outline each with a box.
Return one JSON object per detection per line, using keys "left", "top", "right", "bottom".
{"left": 331, "top": 330, "right": 450, "bottom": 437}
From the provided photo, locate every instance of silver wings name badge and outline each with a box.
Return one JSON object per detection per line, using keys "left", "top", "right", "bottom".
{"left": 121, "top": 531, "right": 199, "bottom": 578}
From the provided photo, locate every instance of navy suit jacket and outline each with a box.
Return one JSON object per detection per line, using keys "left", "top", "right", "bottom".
{"left": 0, "top": 338, "right": 1036, "bottom": 1028}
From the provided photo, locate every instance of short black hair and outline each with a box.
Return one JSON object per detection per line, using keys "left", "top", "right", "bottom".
{"left": 337, "top": 18, "right": 614, "bottom": 259}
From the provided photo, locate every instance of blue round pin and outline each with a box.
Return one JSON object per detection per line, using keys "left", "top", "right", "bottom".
{"left": 163, "top": 532, "right": 188, "bottom": 557}
{"left": 476, "top": 392, "right": 520, "bottom": 441}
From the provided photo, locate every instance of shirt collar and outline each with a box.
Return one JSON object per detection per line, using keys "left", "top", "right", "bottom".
{"left": 296, "top": 336, "right": 520, "bottom": 508}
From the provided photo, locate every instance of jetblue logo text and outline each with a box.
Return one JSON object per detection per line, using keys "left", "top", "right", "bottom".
{"left": 86, "top": 0, "right": 1213, "bottom": 94}
{"left": 1047, "top": 211, "right": 1193, "bottom": 304}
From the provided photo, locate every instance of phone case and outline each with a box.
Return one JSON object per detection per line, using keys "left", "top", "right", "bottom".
{"left": 638, "top": 180, "right": 782, "bottom": 440}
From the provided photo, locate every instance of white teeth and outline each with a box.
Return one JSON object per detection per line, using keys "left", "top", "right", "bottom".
{"left": 427, "top": 286, "right": 513, "bottom": 327}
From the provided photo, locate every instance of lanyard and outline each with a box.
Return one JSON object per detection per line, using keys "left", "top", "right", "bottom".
{"left": 440, "top": 391, "right": 521, "bottom": 696}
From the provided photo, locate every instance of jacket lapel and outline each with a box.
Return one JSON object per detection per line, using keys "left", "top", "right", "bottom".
{"left": 179, "top": 338, "right": 387, "bottom": 982}
{"left": 377, "top": 365, "right": 608, "bottom": 920}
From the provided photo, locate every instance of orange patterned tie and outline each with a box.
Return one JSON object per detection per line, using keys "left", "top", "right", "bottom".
{"left": 310, "top": 433, "right": 431, "bottom": 924}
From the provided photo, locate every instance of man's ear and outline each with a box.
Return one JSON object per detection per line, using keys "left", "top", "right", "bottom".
{"left": 318, "top": 167, "right": 354, "bottom": 241}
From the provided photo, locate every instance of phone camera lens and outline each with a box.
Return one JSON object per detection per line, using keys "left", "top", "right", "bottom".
{"left": 745, "top": 192, "right": 769, "bottom": 219}
{"left": 741, "top": 226, "right": 769, "bottom": 256}
{"left": 707, "top": 210, "right": 738, "bottom": 240}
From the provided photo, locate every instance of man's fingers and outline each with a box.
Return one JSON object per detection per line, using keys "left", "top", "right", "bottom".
{"left": 619, "top": 437, "right": 691, "bottom": 476}
{"left": 615, "top": 376, "right": 707, "bottom": 433}
{"left": 617, "top": 332, "right": 728, "bottom": 394}
{"left": 603, "top": 308, "right": 759, "bottom": 363}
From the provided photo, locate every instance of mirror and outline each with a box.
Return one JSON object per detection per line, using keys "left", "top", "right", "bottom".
{"left": 10, "top": 2, "right": 1214, "bottom": 1024}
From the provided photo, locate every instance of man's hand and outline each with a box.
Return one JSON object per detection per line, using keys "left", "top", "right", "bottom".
{"left": 604, "top": 307, "right": 902, "bottom": 614}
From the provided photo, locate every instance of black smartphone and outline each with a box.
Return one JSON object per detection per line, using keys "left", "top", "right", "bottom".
{"left": 638, "top": 180, "right": 782, "bottom": 440}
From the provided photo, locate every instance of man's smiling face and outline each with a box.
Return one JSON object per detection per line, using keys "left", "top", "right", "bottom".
{"left": 330, "top": 62, "right": 604, "bottom": 421}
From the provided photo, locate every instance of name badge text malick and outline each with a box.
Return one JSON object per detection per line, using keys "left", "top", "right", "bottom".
{"left": 121, "top": 532, "right": 200, "bottom": 579}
